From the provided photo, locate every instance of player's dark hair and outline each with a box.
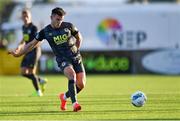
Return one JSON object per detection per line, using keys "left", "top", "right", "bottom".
{"left": 51, "top": 7, "right": 66, "bottom": 16}
{"left": 22, "top": 8, "right": 30, "bottom": 14}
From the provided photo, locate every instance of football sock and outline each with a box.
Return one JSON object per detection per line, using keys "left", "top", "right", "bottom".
{"left": 22, "top": 74, "right": 39, "bottom": 91}
{"left": 65, "top": 85, "right": 81, "bottom": 100}
{"left": 73, "top": 102, "right": 78, "bottom": 107}
{"left": 37, "top": 90, "right": 43, "bottom": 96}
{"left": 38, "top": 77, "right": 45, "bottom": 84}
{"left": 68, "top": 80, "right": 77, "bottom": 104}
{"left": 76, "top": 85, "right": 81, "bottom": 94}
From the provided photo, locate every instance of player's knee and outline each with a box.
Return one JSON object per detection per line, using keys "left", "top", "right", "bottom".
{"left": 64, "top": 70, "right": 76, "bottom": 80}
{"left": 64, "top": 67, "right": 76, "bottom": 80}
{"left": 68, "top": 72, "right": 76, "bottom": 80}
{"left": 21, "top": 68, "right": 34, "bottom": 75}
{"left": 21, "top": 70, "right": 29, "bottom": 76}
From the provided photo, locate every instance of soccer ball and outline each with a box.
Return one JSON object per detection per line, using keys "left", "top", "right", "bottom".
{"left": 131, "top": 91, "right": 147, "bottom": 107}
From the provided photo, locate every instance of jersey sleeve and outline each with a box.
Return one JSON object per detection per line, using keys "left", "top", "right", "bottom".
{"left": 32, "top": 26, "right": 38, "bottom": 37}
{"left": 70, "top": 23, "right": 79, "bottom": 36}
{"left": 35, "top": 29, "right": 45, "bottom": 41}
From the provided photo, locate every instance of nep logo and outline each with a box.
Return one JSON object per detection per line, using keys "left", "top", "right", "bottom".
{"left": 97, "top": 18, "right": 147, "bottom": 48}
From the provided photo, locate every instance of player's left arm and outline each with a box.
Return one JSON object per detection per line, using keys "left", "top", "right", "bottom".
{"left": 70, "top": 23, "right": 83, "bottom": 49}
{"left": 74, "top": 32, "right": 82, "bottom": 49}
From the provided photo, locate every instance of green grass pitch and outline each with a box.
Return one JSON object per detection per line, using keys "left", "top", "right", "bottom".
{"left": 0, "top": 75, "right": 180, "bottom": 120}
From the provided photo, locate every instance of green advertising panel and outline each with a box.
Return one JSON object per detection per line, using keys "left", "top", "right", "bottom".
{"left": 39, "top": 51, "right": 132, "bottom": 74}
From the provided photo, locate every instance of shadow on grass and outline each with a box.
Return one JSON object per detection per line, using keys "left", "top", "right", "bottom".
{"left": 1, "top": 109, "right": 180, "bottom": 117}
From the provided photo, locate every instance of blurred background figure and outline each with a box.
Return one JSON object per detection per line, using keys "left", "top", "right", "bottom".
{"left": 8, "top": 8, "right": 47, "bottom": 97}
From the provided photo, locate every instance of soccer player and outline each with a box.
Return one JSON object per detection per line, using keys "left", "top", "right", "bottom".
{"left": 8, "top": 7, "right": 86, "bottom": 112}
{"left": 9, "top": 9, "right": 47, "bottom": 96}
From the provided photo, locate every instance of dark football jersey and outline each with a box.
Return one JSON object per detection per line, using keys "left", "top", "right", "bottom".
{"left": 22, "top": 23, "right": 37, "bottom": 44}
{"left": 22, "top": 23, "right": 38, "bottom": 53}
{"left": 21, "top": 23, "right": 40, "bottom": 68}
{"left": 35, "top": 22, "right": 80, "bottom": 61}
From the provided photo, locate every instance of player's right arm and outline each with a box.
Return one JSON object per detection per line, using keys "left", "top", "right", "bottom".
{"left": 15, "top": 39, "right": 25, "bottom": 52}
{"left": 9, "top": 28, "right": 45, "bottom": 57}
{"left": 8, "top": 39, "right": 40, "bottom": 57}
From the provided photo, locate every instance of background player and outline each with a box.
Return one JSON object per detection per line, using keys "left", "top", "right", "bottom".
{"left": 10, "top": 9, "right": 47, "bottom": 96}
{"left": 8, "top": 7, "right": 86, "bottom": 112}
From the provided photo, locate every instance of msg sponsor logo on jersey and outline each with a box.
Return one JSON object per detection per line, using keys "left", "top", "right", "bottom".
{"left": 53, "top": 34, "right": 68, "bottom": 45}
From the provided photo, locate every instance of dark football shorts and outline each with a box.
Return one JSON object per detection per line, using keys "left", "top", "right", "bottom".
{"left": 21, "top": 50, "right": 38, "bottom": 68}
{"left": 57, "top": 55, "right": 85, "bottom": 73}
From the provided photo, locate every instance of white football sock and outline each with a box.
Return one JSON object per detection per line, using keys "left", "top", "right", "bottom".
{"left": 37, "top": 90, "right": 43, "bottom": 96}
{"left": 63, "top": 93, "right": 67, "bottom": 100}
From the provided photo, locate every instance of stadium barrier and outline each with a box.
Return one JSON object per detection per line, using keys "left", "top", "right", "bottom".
{"left": 39, "top": 49, "right": 180, "bottom": 75}
{"left": 0, "top": 49, "right": 22, "bottom": 75}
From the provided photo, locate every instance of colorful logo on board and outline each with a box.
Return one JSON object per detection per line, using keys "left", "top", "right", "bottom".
{"left": 97, "top": 18, "right": 122, "bottom": 45}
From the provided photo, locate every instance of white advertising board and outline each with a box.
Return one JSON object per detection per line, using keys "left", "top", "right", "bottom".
{"left": 63, "top": 5, "right": 180, "bottom": 50}
{"left": 142, "top": 49, "right": 180, "bottom": 75}
{"left": 7, "top": 4, "right": 180, "bottom": 51}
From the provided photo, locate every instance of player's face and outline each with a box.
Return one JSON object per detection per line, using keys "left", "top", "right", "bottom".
{"left": 51, "top": 14, "right": 64, "bottom": 28}
{"left": 21, "top": 11, "right": 31, "bottom": 24}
